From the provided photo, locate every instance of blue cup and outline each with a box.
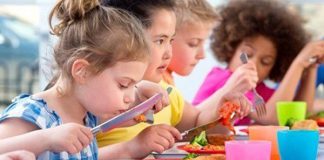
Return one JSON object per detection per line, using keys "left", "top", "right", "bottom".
{"left": 277, "top": 130, "right": 319, "bottom": 160}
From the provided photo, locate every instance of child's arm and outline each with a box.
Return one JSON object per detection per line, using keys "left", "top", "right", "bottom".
{"left": 0, "top": 119, "right": 93, "bottom": 155}
{"left": 176, "top": 92, "right": 251, "bottom": 133}
{"left": 176, "top": 64, "right": 256, "bottom": 132}
{"left": 251, "top": 40, "right": 324, "bottom": 124}
{"left": 98, "top": 124, "right": 181, "bottom": 159}
{"left": 0, "top": 150, "right": 35, "bottom": 160}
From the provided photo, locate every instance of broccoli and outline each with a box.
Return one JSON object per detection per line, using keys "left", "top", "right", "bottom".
{"left": 285, "top": 118, "right": 298, "bottom": 128}
{"left": 183, "top": 153, "right": 198, "bottom": 160}
{"left": 190, "top": 131, "right": 208, "bottom": 146}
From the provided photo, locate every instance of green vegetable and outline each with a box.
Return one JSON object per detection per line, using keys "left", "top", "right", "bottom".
{"left": 190, "top": 131, "right": 208, "bottom": 146}
{"left": 285, "top": 118, "right": 298, "bottom": 128}
{"left": 317, "top": 111, "right": 324, "bottom": 118}
{"left": 183, "top": 153, "right": 198, "bottom": 160}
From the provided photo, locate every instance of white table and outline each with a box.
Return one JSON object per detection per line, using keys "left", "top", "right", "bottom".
{"left": 318, "top": 142, "right": 324, "bottom": 159}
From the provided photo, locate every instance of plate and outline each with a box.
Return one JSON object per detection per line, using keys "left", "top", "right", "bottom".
{"left": 151, "top": 142, "right": 188, "bottom": 159}
{"left": 177, "top": 145, "right": 225, "bottom": 154}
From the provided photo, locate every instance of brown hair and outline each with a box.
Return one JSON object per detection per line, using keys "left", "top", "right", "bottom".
{"left": 211, "top": 0, "right": 309, "bottom": 82}
{"left": 174, "top": 0, "right": 218, "bottom": 28}
{"left": 48, "top": 0, "right": 150, "bottom": 87}
{"left": 101, "top": 0, "right": 175, "bottom": 29}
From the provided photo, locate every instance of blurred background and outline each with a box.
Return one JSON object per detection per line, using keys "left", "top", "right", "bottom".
{"left": 0, "top": 0, "right": 323, "bottom": 109}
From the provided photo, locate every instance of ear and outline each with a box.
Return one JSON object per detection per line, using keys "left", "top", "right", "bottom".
{"left": 71, "top": 59, "right": 90, "bottom": 84}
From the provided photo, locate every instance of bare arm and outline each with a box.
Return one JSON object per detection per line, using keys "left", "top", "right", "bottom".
{"left": 294, "top": 66, "right": 317, "bottom": 112}
{"left": 99, "top": 142, "right": 133, "bottom": 160}
{"left": 0, "top": 119, "right": 93, "bottom": 156}
{"left": 175, "top": 101, "right": 201, "bottom": 132}
{"left": 0, "top": 119, "right": 49, "bottom": 155}
{"left": 252, "top": 40, "right": 324, "bottom": 124}
{"left": 99, "top": 124, "right": 181, "bottom": 159}
{"left": 312, "top": 98, "right": 324, "bottom": 114}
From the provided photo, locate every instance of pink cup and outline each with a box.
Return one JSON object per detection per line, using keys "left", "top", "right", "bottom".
{"left": 225, "top": 140, "right": 271, "bottom": 160}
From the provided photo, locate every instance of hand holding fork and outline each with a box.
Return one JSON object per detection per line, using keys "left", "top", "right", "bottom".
{"left": 240, "top": 52, "right": 267, "bottom": 117}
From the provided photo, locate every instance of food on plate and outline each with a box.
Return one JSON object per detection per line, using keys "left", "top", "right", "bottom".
{"left": 183, "top": 153, "right": 199, "bottom": 160}
{"left": 219, "top": 101, "right": 240, "bottom": 134}
{"left": 134, "top": 114, "right": 146, "bottom": 123}
{"left": 190, "top": 130, "right": 208, "bottom": 146}
{"left": 285, "top": 118, "right": 298, "bottom": 128}
{"left": 309, "top": 111, "right": 324, "bottom": 126}
{"left": 181, "top": 131, "right": 225, "bottom": 153}
{"left": 183, "top": 153, "right": 225, "bottom": 160}
{"left": 291, "top": 120, "right": 319, "bottom": 130}
{"left": 192, "top": 154, "right": 226, "bottom": 160}
{"left": 207, "top": 134, "right": 233, "bottom": 146}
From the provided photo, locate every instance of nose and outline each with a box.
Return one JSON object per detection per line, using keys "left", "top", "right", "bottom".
{"left": 124, "top": 89, "right": 136, "bottom": 105}
{"left": 162, "top": 44, "right": 172, "bottom": 60}
{"left": 196, "top": 47, "right": 205, "bottom": 60}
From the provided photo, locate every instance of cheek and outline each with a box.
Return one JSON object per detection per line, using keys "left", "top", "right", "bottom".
{"left": 257, "top": 66, "right": 273, "bottom": 81}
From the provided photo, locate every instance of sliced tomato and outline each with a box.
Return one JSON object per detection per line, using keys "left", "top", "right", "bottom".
{"left": 316, "top": 118, "right": 324, "bottom": 127}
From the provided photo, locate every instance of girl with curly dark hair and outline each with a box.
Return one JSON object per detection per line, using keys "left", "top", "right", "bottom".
{"left": 193, "top": 0, "right": 324, "bottom": 125}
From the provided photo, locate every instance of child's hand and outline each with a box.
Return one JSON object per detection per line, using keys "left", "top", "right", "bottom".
{"left": 45, "top": 123, "right": 93, "bottom": 154}
{"left": 126, "top": 124, "right": 182, "bottom": 158}
{"left": 135, "top": 80, "right": 170, "bottom": 113}
{"left": 219, "top": 92, "right": 252, "bottom": 119}
{"left": 295, "top": 40, "right": 324, "bottom": 68}
{"left": 0, "top": 150, "right": 35, "bottom": 160}
{"left": 224, "top": 62, "right": 258, "bottom": 94}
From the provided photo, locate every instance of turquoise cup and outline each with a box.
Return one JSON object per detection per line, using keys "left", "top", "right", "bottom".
{"left": 277, "top": 130, "right": 319, "bottom": 160}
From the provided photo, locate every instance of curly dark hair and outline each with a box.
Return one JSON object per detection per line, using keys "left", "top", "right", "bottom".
{"left": 211, "top": 0, "right": 310, "bottom": 82}
{"left": 101, "top": 0, "right": 175, "bottom": 29}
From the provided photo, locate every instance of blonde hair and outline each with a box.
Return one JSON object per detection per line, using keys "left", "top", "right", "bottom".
{"left": 48, "top": 0, "right": 150, "bottom": 87}
{"left": 175, "top": 0, "right": 218, "bottom": 27}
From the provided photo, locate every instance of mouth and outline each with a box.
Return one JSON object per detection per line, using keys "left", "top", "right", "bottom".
{"left": 157, "top": 64, "right": 168, "bottom": 71}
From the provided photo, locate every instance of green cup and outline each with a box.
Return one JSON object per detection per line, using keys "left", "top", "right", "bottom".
{"left": 276, "top": 101, "right": 306, "bottom": 126}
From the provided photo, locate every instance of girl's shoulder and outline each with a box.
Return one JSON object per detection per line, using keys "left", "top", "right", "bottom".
{"left": 0, "top": 93, "right": 60, "bottom": 129}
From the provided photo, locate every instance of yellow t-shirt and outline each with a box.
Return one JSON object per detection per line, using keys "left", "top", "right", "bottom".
{"left": 96, "top": 81, "right": 185, "bottom": 147}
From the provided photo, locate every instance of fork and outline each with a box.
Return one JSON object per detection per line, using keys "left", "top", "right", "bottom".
{"left": 144, "top": 87, "right": 173, "bottom": 124}
{"left": 239, "top": 52, "right": 267, "bottom": 117}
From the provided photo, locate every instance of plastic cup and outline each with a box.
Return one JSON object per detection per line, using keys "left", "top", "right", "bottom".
{"left": 249, "top": 126, "right": 288, "bottom": 160}
{"left": 225, "top": 140, "right": 271, "bottom": 160}
{"left": 277, "top": 130, "right": 319, "bottom": 160}
{"left": 276, "top": 101, "right": 306, "bottom": 126}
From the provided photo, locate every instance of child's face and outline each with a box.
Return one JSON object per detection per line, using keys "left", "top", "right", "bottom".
{"left": 228, "top": 35, "right": 277, "bottom": 82}
{"left": 144, "top": 9, "right": 176, "bottom": 83}
{"left": 168, "top": 22, "right": 214, "bottom": 76}
{"left": 76, "top": 61, "right": 147, "bottom": 119}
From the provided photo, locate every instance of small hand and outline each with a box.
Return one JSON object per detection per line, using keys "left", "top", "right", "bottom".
{"left": 135, "top": 80, "right": 170, "bottom": 113}
{"left": 224, "top": 62, "right": 258, "bottom": 94}
{"left": 295, "top": 40, "right": 324, "bottom": 68}
{"left": 45, "top": 123, "right": 93, "bottom": 154}
{"left": 126, "top": 124, "right": 182, "bottom": 158}
{"left": 219, "top": 92, "right": 252, "bottom": 119}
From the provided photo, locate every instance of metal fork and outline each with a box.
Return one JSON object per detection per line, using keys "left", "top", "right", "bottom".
{"left": 240, "top": 52, "right": 267, "bottom": 117}
{"left": 144, "top": 87, "right": 173, "bottom": 124}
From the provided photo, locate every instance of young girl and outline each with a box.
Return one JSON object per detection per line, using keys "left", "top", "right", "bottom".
{"left": 163, "top": 0, "right": 258, "bottom": 110}
{"left": 193, "top": 0, "right": 324, "bottom": 125}
{"left": 0, "top": 0, "right": 157, "bottom": 159}
{"left": 97, "top": 0, "right": 252, "bottom": 158}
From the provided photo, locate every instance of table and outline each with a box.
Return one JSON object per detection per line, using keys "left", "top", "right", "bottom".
{"left": 318, "top": 142, "right": 324, "bottom": 159}
{"left": 147, "top": 135, "right": 324, "bottom": 159}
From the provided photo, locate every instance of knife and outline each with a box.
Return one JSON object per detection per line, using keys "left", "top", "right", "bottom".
{"left": 180, "top": 117, "right": 223, "bottom": 141}
{"left": 91, "top": 93, "right": 163, "bottom": 135}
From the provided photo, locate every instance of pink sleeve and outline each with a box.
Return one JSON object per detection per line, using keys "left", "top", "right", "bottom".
{"left": 192, "top": 68, "right": 228, "bottom": 105}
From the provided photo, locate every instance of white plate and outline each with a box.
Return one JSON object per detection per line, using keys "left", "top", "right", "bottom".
{"left": 151, "top": 142, "right": 188, "bottom": 159}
